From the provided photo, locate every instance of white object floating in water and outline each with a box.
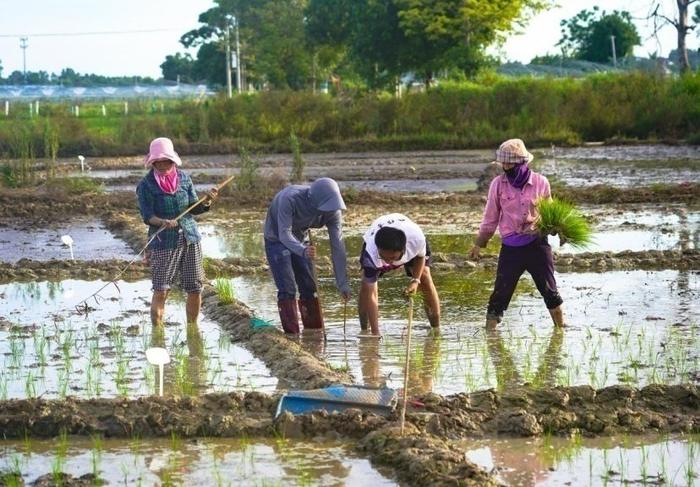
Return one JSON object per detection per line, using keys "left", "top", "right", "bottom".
{"left": 146, "top": 347, "right": 171, "bottom": 397}
{"left": 60, "top": 235, "right": 74, "bottom": 260}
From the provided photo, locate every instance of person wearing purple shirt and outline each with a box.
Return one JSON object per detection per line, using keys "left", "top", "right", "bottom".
{"left": 469, "top": 139, "right": 566, "bottom": 329}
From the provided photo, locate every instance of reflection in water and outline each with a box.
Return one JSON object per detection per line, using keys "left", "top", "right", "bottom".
{"left": 359, "top": 337, "right": 383, "bottom": 388}
{"left": 0, "top": 280, "right": 277, "bottom": 399}
{"left": 357, "top": 333, "right": 442, "bottom": 396}
{"left": 0, "top": 437, "right": 397, "bottom": 486}
{"left": 461, "top": 434, "right": 700, "bottom": 487}
{"left": 486, "top": 327, "right": 564, "bottom": 391}
{"left": 300, "top": 329, "right": 326, "bottom": 358}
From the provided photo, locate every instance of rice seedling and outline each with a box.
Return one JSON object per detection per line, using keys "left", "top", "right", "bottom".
{"left": 0, "top": 373, "right": 8, "bottom": 400}
{"left": 91, "top": 434, "right": 103, "bottom": 480}
{"left": 535, "top": 197, "right": 594, "bottom": 249}
{"left": 24, "top": 371, "right": 37, "bottom": 398}
{"left": 214, "top": 278, "right": 236, "bottom": 304}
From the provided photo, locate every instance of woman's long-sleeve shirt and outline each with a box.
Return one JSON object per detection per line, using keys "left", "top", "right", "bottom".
{"left": 475, "top": 172, "right": 551, "bottom": 247}
{"left": 137, "top": 169, "right": 205, "bottom": 250}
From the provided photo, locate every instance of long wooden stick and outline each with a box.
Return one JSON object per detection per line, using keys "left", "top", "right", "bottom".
{"left": 399, "top": 294, "right": 414, "bottom": 436}
{"left": 307, "top": 231, "right": 326, "bottom": 340}
{"left": 75, "top": 174, "right": 235, "bottom": 312}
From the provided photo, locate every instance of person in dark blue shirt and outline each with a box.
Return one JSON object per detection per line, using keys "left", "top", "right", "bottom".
{"left": 137, "top": 137, "right": 218, "bottom": 327}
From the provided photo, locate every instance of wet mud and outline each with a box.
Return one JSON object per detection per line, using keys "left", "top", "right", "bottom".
{"left": 0, "top": 384, "right": 697, "bottom": 486}
{"left": 1, "top": 385, "right": 696, "bottom": 440}
{"left": 0, "top": 258, "right": 149, "bottom": 283}
{"left": 200, "top": 286, "right": 354, "bottom": 390}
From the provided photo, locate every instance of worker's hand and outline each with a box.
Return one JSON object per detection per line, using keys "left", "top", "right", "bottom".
{"left": 163, "top": 219, "right": 178, "bottom": 229}
{"left": 405, "top": 278, "right": 420, "bottom": 295}
{"left": 340, "top": 288, "right": 352, "bottom": 302}
{"left": 206, "top": 187, "right": 219, "bottom": 202}
{"left": 469, "top": 245, "right": 481, "bottom": 260}
{"left": 305, "top": 244, "right": 317, "bottom": 259}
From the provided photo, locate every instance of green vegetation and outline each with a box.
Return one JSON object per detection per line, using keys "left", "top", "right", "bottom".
{"left": 0, "top": 72, "right": 698, "bottom": 159}
{"left": 289, "top": 131, "right": 305, "bottom": 183}
{"left": 214, "top": 278, "right": 237, "bottom": 304}
{"left": 536, "top": 197, "right": 594, "bottom": 249}
{"left": 558, "top": 7, "right": 640, "bottom": 63}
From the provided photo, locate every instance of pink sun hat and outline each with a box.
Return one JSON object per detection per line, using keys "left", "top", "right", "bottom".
{"left": 144, "top": 137, "right": 183, "bottom": 167}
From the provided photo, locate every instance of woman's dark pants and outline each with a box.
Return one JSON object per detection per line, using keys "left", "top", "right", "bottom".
{"left": 264, "top": 239, "right": 323, "bottom": 333}
{"left": 486, "top": 238, "right": 563, "bottom": 322}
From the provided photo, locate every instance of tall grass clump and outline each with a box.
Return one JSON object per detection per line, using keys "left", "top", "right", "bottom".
{"left": 536, "top": 197, "right": 594, "bottom": 249}
{"left": 289, "top": 131, "right": 305, "bottom": 183}
{"left": 214, "top": 278, "right": 236, "bottom": 304}
{"left": 235, "top": 147, "right": 260, "bottom": 191}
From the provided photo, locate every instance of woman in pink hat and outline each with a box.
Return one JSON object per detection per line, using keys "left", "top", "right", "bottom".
{"left": 469, "top": 139, "right": 565, "bottom": 329}
{"left": 137, "top": 137, "right": 218, "bottom": 327}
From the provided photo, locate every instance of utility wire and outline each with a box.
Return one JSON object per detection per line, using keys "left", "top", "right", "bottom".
{"left": 0, "top": 28, "right": 180, "bottom": 38}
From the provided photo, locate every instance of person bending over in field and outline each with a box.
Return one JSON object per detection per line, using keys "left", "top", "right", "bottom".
{"left": 358, "top": 213, "right": 440, "bottom": 336}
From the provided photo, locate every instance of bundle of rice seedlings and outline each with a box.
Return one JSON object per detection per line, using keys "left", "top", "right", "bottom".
{"left": 535, "top": 197, "right": 594, "bottom": 249}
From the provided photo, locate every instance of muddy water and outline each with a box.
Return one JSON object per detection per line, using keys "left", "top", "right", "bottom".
{"left": 63, "top": 144, "right": 700, "bottom": 193}
{"left": 198, "top": 210, "right": 483, "bottom": 261}
{"left": 0, "top": 280, "right": 277, "bottom": 399}
{"left": 0, "top": 217, "right": 135, "bottom": 263}
{"left": 227, "top": 268, "right": 699, "bottom": 396}
{"left": 197, "top": 203, "right": 699, "bottom": 261}
{"left": 0, "top": 437, "right": 396, "bottom": 486}
{"left": 459, "top": 434, "right": 699, "bottom": 487}
{"left": 554, "top": 205, "right": 700, "bottom": 254}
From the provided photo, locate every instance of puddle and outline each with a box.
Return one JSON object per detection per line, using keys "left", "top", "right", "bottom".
{"left": 0, "top": 437, "right": 396, "bottom": 486}
{"left": 551, "top": 144, "right": 700, "bottom": 161}
{"left": 227, "top": 269, "right": 699, "bottom": 396}
{"left": 554, "top": 206, "right": 699, "bottom": 254}
{"left": 0, "top": 218, "right": 135, "bottom": 263}
{"left": 198, "top": 212, "right": 480, "bottom": 260}
{"left": 535, "top": 158, "right": 699, "bottom": 188}
{"left": 0, "top": 280, "right": 277, "bottom": 399}
{"left": 459, "top": 434, "right": 700, "bottom": 487}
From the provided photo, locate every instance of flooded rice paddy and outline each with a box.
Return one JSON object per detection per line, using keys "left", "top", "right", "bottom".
{"left": 227, "top": 268, "right": 699, "bottom": 396}
{"left": 0, "top": 280, "right": 277, "bottom": 399}
{"left": 0, "top": 218, "right": 135, "bottom": 263}
{"left": 460, "top": 434, "right": 699, "bottom": 487}
{"left": 1, "top": 144, "right": 699, "bottom": 486}
{"left": 0, "top": 437, "right": 396, "bottom": 486}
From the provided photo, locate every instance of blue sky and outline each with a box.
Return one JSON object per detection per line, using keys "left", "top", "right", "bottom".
{"left": 0, "top": 0, "right": 694, "bottom": 78}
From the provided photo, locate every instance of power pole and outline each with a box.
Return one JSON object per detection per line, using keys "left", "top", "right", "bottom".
{"left": 610, "top": 35, "right": 617, "bottom": 67}
{"left": 225, "top": 20, "right": 233, "bottom": 98}
{"left": 20, "top": 37, "right": 28, "bottom": 83}
{"left": 234, "top": 15, "right": 241, "bottom": 93}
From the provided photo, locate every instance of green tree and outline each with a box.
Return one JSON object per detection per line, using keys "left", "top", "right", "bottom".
{"left": 160, "top": 53, "right": 195, "bottom": 83}
{"left": 306, "top": 0, "right": 551, "bottom": 89}
{"left": 179, "top": 0, "right": 311, "bottom": 90}
{"left": 192, "top": 43, "right": 227, "bottom": 86}
{"left": 558, "top": 7, "right": 641, "bottom": 63}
